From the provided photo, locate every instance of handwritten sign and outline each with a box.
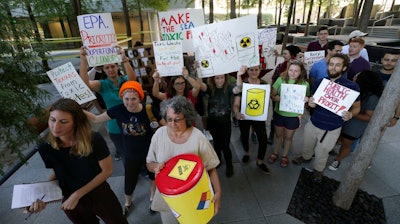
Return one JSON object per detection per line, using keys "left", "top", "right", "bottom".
{"left": 126, "top": 45, "right": 155, "bottom": 77}
{"left": 159, "top": 9, "right": 204, "bottom": 53}
{"left": 153, "top": 40, "right": 184, "bottom": 77}
{"left": 46, "top": 62, "right": 96, "bottom": 105}
{"left": 192, "top": 15, "right": 259, "bottom": 78}
{"left": 77, "top": 13, "right": 120, "bottom": 67}
{"left": 304, "top": 50, "right": 325, "bottom": 71}
{"left": 313, "top": 78, "right": 359, "bottom": 116}
{"left": 258, "top": 28, "right": 277, "bottom": 69}
{"left": 241, "top": 83, "right": 270, "bottom": 121}
{"left": 279, "top": 84, "right": 307, "bottom": 114}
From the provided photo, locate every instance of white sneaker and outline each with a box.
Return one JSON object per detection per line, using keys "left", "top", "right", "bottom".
{"left": 329, "top": 160, "right": 341, "bottom": 171}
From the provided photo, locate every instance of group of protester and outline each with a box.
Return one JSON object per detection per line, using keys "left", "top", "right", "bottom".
{"left": 290, "top": 27, "right": 400, "bottom": 182}
{"left": 26, "top": 29, "right": 400, "bottom": 223}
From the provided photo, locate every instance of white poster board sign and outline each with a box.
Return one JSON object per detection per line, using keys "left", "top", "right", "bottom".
{"left": 153, "top": 40, "right": 184, "bottom": 77}
{"left": 46, "top": 62, "right": 96, "bottom": 105}
{"left": 258, "top": 28, "right": 277, "bottom": 69}
{"left": 241, "top": 83, "right": 270, "bottom": 121}
{"left": 304, "top": 50, "right": 325, "bottom": 71}
{"left": 192, "top": 15, "right": 259, "bottom": 78}
{"left": 279, "top": 84, "right": 307, "bottom": 114}
{"left": 158, "top": 9, "right": 204, "bottom": 53}
{"left": 313, "top": 78, "right": 360, "bottom": 116}
{"left": 77, "top": 13, "right": 120, "bottom": 67}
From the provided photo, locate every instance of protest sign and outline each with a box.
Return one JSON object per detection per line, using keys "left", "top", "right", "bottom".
{"left": 46, "top": 62, "right": 96, "bottom": 105}
{"left": 313, "top": 78, "right": 360, "bottom": 116}
{"left": 258, "top": 28, "right": 277, "bottom": 70}
{"left": 125, "top": 45, "right": 155, "bottom": 78}
{"left": 158, "top": 9, "right": 205, "bottom": 52}
{"left": 304, "top": 50, "right": 325, "bottom": 71}
{"left": 279, "top": 84, "right": 307, "bottom": 114}
{"left": 192, "top": 15, "right": 259, "bottom": 78}
{"left": 77, "top": 13, "right": 119, "bottom": 67}
{"left": 153, "top": 40, "right": 184, "bottom": 77}
{"left": 241, "top": 83, "right": 270, "bottom": 121}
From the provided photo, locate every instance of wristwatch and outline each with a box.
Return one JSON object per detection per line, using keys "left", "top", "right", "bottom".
{"left": 393, "top": 115, "right": 400, "bottom": 120}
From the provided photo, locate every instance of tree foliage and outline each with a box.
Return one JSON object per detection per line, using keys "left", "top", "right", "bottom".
{"left": 0, "top": 1, "right": 49, "bottom": 175}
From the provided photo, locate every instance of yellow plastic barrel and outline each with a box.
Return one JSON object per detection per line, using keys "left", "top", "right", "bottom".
{"left": 156, "top": 154, "right": 214, "bottom": 224}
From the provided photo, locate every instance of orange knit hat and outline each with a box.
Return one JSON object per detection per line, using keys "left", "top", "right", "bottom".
{"left": 119, "top": 81, "right": 144, "bottom": 100}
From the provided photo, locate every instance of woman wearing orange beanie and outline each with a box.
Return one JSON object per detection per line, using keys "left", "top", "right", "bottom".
{"left": 85, "top": 81, "right": 166, "bottom": 216}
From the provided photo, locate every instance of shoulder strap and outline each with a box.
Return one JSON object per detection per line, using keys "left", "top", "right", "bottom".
{"left": 145, "top": 104, "right": 160, "bottom": 132}
{"left": 145, "top": 104, "right": 157, "bottom": 122}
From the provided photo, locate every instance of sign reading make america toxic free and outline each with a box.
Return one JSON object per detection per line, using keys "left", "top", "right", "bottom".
{"left": 77, "top": 13, "right": 120, "bottom": 67}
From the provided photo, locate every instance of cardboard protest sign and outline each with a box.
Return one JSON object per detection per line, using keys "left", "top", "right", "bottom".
{"left": 313, "top": 78, "right": 360, "bottom": 116}
{"left": 241, "top": 83, "right": 270, "bottom": 121}
{"left": 192, "top": 15, "right": 259, "bottom": 78}
{"left": 159, "top": 9, "right": 205, "bottom": 52}
{"left": 304, "top": 50, "right": 325, "bottom": 71}
{"left": 258, "top": 28, "right": 277, "bottom": 70}
{"left": 46, "top": 62, "right": 96, "bottom": 105}
{"left": 153, "top": 40, "right": 184, "bottom": 77}
{"left": 279, "top": 84, "right": 307, "bottom": 114}
{"left": 77, "top": 13, "right": 119, "bottom": 67}
{"left": 125, "top": 45, "right": 155, "bottom": 78}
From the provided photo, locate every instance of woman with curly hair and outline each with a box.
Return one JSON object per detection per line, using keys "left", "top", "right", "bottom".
{"left": 329, "top": 70, "right": 384, "bottom": 170}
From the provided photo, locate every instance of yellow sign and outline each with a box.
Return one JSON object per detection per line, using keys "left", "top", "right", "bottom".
{"left": 240, "top": 37, "right": 252, "bottom": 48}
{"left": 245, "top": 88, "right": 265, "bottom": 116}
{"left": 168, "top": 159, "right": 197, "bottom": 181}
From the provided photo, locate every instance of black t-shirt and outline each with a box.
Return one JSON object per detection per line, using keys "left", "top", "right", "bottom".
{"left": 207, "top": 84, "right": 234, "bottom": 122}
{"left": 38, "top": 132, "right": 109, "bottom": 197}
{"left": 107, "top": 103, "right": 161, "bottom": 159}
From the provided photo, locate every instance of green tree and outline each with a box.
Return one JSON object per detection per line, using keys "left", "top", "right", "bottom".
{"left": 230, "top": 0, "right": 237, "bottom": 19}
{"left": 125, "top": 0, "right": 169, "bottom": 44}
{"left": 0, "top": 2, "right": 49, "bottom": 175}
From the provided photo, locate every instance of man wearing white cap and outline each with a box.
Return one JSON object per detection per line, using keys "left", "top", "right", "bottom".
{"left": 341, "top": 30, "right": 369, "bottom": 61}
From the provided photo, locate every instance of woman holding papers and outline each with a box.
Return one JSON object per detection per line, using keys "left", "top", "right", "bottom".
{"left": 85, "top": 81, "right": 165, "bottom": 216}
{"left": 233, "top": 65, "right": 270, "bottom": 174}
{"left": 329, "top": 70, "right": 383, "bottom": 170}
{"left": 79, "top": 45, "right": 136, "bottom": 161}
{"left": 268, "top": 61, "right": 310, "bottom": 168}
{"left": 30, "top": 98, "right": 127, "bottom": 223}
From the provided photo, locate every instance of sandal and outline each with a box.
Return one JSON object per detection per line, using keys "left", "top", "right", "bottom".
{"left": 268, "top": 153, "right": 279, "bottom": 164}
{"left": 123, "top": 203, "right": 133, "bottom": 216}
{"left": 280, "top": 156, "right": 289, "bottom": 168}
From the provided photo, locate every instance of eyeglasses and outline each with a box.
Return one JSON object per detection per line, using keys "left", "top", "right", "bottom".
{"left": 174, "top": 81, "right": 185, "bottom": 86}
{"left": 166, "top": 117, "right": 184, "bottom": 124}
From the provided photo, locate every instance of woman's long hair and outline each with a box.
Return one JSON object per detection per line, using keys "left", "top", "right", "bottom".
{"left": 281, "top": 60, "right": 308, "bottom": 84}
{"left": 167, "top": 76, "right": 190, "bottom": 98}
{"left": 207, "top": 74, "right": 229, "bottom": 97}
{"left": 46, "top": 98, "right": 92, "bottom": 157}
{"left": 355, "top": 70, "right": 384, "bottom": 101}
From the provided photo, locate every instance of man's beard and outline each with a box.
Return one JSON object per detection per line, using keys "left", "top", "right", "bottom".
{"left": 328, "top": 70, "right": 342, "bottom": 79}
{"left": 382, "top": 66, "right": 394, "bottom": 71}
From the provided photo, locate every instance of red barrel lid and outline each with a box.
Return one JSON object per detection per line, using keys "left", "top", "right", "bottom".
{"left": 156, "top": 154, "right": 204, "bottom": 196}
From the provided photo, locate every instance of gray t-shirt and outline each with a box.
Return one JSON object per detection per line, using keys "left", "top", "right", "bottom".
{"left": 341, "top": 93, "right": 379, "bottom": 138}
